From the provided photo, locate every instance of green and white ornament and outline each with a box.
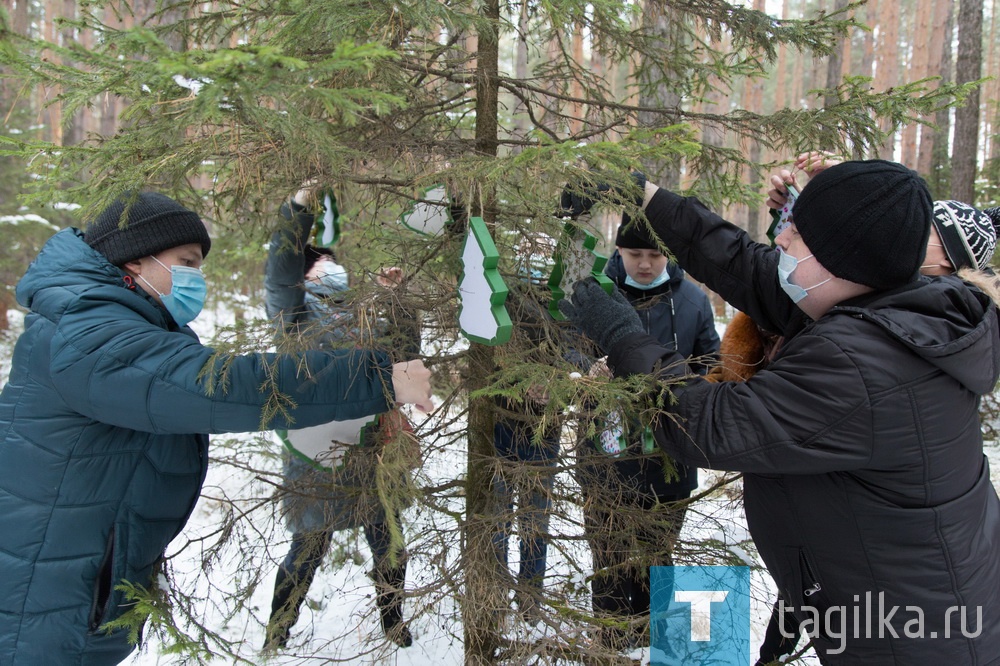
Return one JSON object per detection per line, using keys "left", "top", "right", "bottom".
{"left": 314, "top": 187, "right": 341, "bottom": 246}
{"left": 400, "top": 185, "right": 452, "bottom": 237}
{"left": 548, "top": 220, "right": 615, "bottom": 320}
{"left": 458, "top": 216, "right": 512, "bottom": 345}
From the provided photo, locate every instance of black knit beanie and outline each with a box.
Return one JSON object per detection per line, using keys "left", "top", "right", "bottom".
{"left": 304, "top": 245, "right": 336, "bottom": 274}
{"left": 84, "top": 192, "right": 211, "bottom": 266}
{"left": 792, "top": 160, "right": 931, "bottom": 290}
{"left": 615, "top": 212, "right": 659, "bottom": 250}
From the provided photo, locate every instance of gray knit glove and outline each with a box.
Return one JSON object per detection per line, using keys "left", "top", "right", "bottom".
{"left": 558, "top": 278, "right": 644, "bottom": 354}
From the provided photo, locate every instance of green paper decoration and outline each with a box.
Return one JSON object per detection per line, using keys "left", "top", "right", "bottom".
{"left": 275, "top": 413, "right": 378, "bottom": 472}
{"left": 548, "top": 221, "right": 615, "bottom": 320}
{"left": 458, "top": 217, "right": 512, "bottom": 345}
{"left": 400, "top": 185, "right": 452, "bottom": 236}
{"left": 766, "top": 183, "right": 799, "bottom": 246}
{"left": 314, "top": 188, "right": 341, "bottom": 247}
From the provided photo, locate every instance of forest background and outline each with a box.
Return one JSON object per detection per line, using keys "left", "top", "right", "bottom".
{"left": 0, "top": 0, "right": 998, "bottom": 663}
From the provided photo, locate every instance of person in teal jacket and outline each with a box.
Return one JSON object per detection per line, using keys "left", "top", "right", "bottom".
{"left": 0, "top": 192, "right": 432, "bottom": 666}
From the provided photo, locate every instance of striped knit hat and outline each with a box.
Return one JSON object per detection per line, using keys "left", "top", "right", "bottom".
{"left": 932, "top": 201, "right": 998, "bottom": 271}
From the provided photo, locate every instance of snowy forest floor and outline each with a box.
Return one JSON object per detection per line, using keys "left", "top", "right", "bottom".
{"left": 2, "top": 307, "right": 998, "bottom": 666}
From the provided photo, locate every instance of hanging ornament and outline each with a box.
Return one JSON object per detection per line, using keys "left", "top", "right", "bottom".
{"left": 400, "top": 185, "right": 452, "bottom": 237}
{"left": 312, "top": 187, "right": 341, "bottom": 247}
{"left": 458, "top": 216, "right": 512, "bottom": 345}
{"left": 548, "top": 218, "right": 615, "bottom": 320}
{"left": 766, "top": 183, "right": 799, "bottom": 246}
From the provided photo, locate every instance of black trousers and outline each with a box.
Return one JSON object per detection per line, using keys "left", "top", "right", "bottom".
{"left": 267, "top": 521, "right": 406, "bottom": 644}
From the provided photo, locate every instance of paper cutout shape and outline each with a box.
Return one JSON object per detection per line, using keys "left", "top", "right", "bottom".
{"left": 548, "top": 220, "right": 615, "bottom": 320}
{"left": 275, "top": 413, "right": 378, "bottom": 472}
{"left": 766, "top": 183, "right": 799, "bottom": 245}
{"left": 314, "top": 188, "right": 340, "bottom": 246}
{"left": 458, "top": 216, "right": 512, "bottom": 345}
{"left": 401, "top": 185, "right": 452, "bottom": 236}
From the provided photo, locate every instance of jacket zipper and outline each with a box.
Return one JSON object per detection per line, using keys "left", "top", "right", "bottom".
{"left": 799, "top": 550, "right": 823, "bottom": 597}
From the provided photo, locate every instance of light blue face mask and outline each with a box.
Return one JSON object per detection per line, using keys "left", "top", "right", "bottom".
{"left": 139, "top": 256, "right": 208, "bottom": 327}
{"left": 777, "top": 250, "right": 831, "bottom": 303}
{"left": 306, "top": 262, "right": 349, "bottom": 296}
{"left": 625, "top": 268, "right": 670, "bottom": 291}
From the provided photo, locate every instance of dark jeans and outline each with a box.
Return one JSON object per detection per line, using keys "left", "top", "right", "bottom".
{"left": 583, "top": 492, "right": 688, "bottom": 626}
{"left": 491, "top": 420, "right": 560, "bottom": 591}
{"left": 267, "top": 521, "right": 403, "bottom": 645}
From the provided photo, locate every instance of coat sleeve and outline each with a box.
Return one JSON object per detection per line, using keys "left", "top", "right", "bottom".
{"left": 48, "top": 294, "right": 394, "bottom": 435}
{"left": 644, "top": 188, "right": 795, "bottom": 336}
{"left": 264, "top": 201, "right": 312, "bottom": 327}
{"left": 609, "top": 329, "right": 876, "bottom": 475}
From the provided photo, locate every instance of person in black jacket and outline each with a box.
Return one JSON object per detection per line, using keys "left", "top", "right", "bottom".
{"left": 749, "top": 158, "right": 1000, "bottom": 666}
{"left": 578, "top": 215, "right": 719, "bottom": 650}
{"left": 559, "top": 161, "right": 1000, "bottom": 665}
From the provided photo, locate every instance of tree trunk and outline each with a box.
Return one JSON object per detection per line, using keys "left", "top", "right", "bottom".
{"left": 916, "top": 0, "right": 951, "bottom": 175}
{"left": 463, "top": 0, "right": 504, "bottom": 662}
{"left": 950, "top": 0, "right": 983, "bottom": 204}
{"left": 988, "top": 0, "right": 1000, "bottom": 168}
{"left": 860, "top": 0, "right": 876, "bottom": 85}
{"left": 637, "top": 2, "right": 682, "bottom": 188}
{"left": 823, "top": 0, "right": 849, "bottom": 115}
{"left": 511, "top": 0, "right": 529, "bottom": 153}
{"left": 928, "top": 3, "right": 955, "bottom": 199}
{"left": 902, "top": 0, "right": 932, "bottom": 168}
{"left": 874, "top": 0, "right": 900, "bottom": 159}
{"left": 569, "top": 21, "right": 585, "bottom": 137}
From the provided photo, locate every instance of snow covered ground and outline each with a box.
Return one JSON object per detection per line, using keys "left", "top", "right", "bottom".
{"left": 3, "top": 305, "right": 997, "bottom": 666}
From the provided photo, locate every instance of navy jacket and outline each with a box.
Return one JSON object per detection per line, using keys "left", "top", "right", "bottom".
{"left": 0, "top": 228, "right": 393, "bottom": 665}
{"left": 591, "top": 252, "right": 719, "bottom": 499}
{"left": 609, "top": 188, "right": 1000, "bottom": 664}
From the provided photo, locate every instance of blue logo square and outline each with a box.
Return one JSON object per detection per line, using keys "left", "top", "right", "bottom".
{"left": 650, "top": 565, "right": 750, "bottom": 665}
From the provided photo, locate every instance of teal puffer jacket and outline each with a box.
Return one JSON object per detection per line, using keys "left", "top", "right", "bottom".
{"left": 0, "top": 228, "right": 394, "bottom": 665}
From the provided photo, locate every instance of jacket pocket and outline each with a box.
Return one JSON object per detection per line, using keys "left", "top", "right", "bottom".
{"left": 88, "top": 523, "right": 128, "bottom": 632}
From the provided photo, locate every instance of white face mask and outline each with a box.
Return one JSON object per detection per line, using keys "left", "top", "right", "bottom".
{"left": 920, "top": 243, "right": 952, "bottom": 272}
{"left": 777, "top": 250, "right": 831, "bottom": 303}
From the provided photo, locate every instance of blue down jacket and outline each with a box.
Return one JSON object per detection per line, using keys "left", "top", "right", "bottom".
{"left": 608, "top": 188, "right": 1000, "bottom": 664}
{"left": 0, "top": 228, "right": 394, "bottom": 665}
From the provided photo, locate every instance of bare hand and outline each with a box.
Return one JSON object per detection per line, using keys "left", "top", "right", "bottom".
{"left": 766, "top": 170, "right": 797, "bottom": 210}
{"left": 292, "top": 179, "right": 320, "bottom": 207}
{"left": 795, "top": 151, "right": 843, "bottom": 177}
{"left": 376, "top": 266, "right": 404, "bottom": 288}
{"left": 391, "top": 360, "right": 434, "bottom": 412}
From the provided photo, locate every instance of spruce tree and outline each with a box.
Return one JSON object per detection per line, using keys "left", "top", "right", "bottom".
{"left": 0, "top": 0, "right": 977, "bottom": 663}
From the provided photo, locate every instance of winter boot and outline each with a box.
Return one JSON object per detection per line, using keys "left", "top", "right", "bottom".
{"left": 372, "top": 561, "right": 413, "bottom": 648}
{"left": 264, "top": 531, "right": 330, "bottom": 651}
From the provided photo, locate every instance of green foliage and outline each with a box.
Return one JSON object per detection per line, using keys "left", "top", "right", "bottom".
{"left": 0, "top": 0, "right": 985, "bottom": 661}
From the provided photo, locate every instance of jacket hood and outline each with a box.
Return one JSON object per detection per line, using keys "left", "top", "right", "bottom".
{"left": 605, "top": 250, "right": 685, "bottom": 297}
{"left": 834, "top": 276, "right": 999, "bottom": 394}
{"left": 16, "top": 228, "right": 170, "bottom": 328}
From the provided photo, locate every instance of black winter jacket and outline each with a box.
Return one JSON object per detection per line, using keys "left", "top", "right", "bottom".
{"left": 607, "top": 188, "right": 1000, "bottom": 665}
{"left": 592, "top": 253, "right": 719, "bottom": 498}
